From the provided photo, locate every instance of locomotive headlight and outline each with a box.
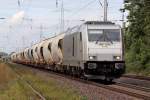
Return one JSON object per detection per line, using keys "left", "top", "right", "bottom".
{"left": 114, "top": 56, "right": 121, "bottom": 60}
{"left": 88, "top": 63, "right": 97, "bottom": 69}
{"left": 89, "top": 56, "right": 96, "bottom": 60}
{"left": 116, "top": 56, "right": 121, "bottom": 60}
{"left": 89, "top": 56, "right": 94, "bottom": 60}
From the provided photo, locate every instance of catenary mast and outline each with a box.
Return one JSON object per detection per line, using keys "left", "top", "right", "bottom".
{"left": 104, "top": 0, "right": 108, "bottom": 21}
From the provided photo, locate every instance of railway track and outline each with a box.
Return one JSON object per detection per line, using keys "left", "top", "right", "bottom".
{"left": 116, "top": 82, "right": 150, "bottom": 93}
{"left": 11, "top": 63, "right": 150, "bottom": 100}
{"left": 42, "top": 72, "right": 150, "bottom": 100}
{"left": 67, "top": 76, "right": 150, "bottom": 100}
{"left": 41, "top": 71, "right": 150, "bottom": 100}
{"left": 123, "top": 74, "right": 150, "bottom": 81}
{"left": 90, "top": 82, "right": 150, "bottom": 100}
{"left": 10, "top": 65, "right": 46, "bottom": 100}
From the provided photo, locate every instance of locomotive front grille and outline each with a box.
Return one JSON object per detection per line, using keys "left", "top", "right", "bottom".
{"left": 84, "top": 61, "right": 125, "bottom": 75}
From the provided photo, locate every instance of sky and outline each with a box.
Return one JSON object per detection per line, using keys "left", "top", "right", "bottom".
{"left": 0, "top": 0, "right": 125, "bottom": 53}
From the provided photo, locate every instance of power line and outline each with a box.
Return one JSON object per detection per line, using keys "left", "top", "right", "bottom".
{"left": 98, "top": 0, "right": 103, "bottom": 7}
{"left": 67, "top": 0, "right": 97, "bottom": 18}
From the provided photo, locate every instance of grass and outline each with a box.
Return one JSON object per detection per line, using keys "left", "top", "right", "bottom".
{"left": 0, "top": 80, "right": 41, "bottom": 100}
{"left": 0, "top": 63, "right": 16, "bottom": 84}
{"left": 23, "top": 74, "right": 83, "bottom": 100}
{"left": 0, "top": 62, "right": 41, "bottom": 100}
{"left": 0, "top": 64, "right": 87, "bottom": 100}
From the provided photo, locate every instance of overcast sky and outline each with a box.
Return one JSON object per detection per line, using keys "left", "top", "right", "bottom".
{"left": 0, "top": 0, "right": 125, "bottom": 53}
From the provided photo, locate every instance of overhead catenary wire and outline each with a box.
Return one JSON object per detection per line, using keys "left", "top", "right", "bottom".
{"left": 46, "top": 0, "right": 98, "bottom": 33}
{"left": 17, "top": 0, "right": 123, "bottom": 30}
{"left": 67, "top": 0, "right": 97, "bottom": 19}
{"left": 98, "top": 0, "right": 103, "bottom": 7}
{"left": 16, "top": 0, "right": 123, "bottom": 35}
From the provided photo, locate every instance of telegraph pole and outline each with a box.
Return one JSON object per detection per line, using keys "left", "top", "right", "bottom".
{"left": 22, "top": 17, "right": 33, "bottom": 30}
{"left": 60, "top": 0, "right": 64, "bottom": 33}
{"left": 56, "top": 0, "right": 65, "bottom": 33}
{"left": 7, "top": 25, "right": 12, "bottom": 45}
{"left": 40, "top": 24, "right": 43, "bottom": 41}
{"left": 22, "top": 36, "right": 25, "bottom": 49}
{"left": 104, "top": 0, "right": 108, "bottom": 21}
{"left": 120, "top": 0, "right": 126, "bottom": 60}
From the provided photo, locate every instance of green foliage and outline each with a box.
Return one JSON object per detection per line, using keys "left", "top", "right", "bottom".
{"left": 125, "top": 0, "right": 150, "bottom": 75}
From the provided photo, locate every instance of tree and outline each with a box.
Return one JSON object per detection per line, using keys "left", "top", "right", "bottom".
{"left": 125, "top": 0, "right": 150, "bottom": 74}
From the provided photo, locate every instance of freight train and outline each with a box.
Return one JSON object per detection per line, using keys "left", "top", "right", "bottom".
{"left": 11, "top": 21, "right": 125, "bottom": 82}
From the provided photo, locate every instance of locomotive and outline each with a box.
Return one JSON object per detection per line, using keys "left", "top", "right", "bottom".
{"left": 11, "top": 21, "right": 125, "bottom": 82}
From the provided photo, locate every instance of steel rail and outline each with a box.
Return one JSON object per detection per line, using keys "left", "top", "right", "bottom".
{"left": 116, "top": 82, "right": 150, "bottom": 92}
{"left": 123, "top": 75, "right": 150, "bottom": 81}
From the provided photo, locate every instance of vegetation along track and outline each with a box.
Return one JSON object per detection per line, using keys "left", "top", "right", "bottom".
{"left": 9, "top": 64, "right": 46, "bottom": 100}
{"left": 12, "top": 63, "right": 150, "bottom": 100}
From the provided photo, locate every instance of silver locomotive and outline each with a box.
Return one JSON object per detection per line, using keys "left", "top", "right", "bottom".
{"left": 62, "top": 21, "right": 125, "bottom": 81}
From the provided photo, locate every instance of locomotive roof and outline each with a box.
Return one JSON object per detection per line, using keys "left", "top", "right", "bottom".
{"left": 84, "top": 21, "right": 115, "bottom": 25}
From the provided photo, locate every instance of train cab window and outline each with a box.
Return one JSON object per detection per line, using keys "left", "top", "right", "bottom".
{"left": 88, "top": 29, "right": 120, "bottom": 42}
{"left": 48, "top": 43, "right": 51, "bottom": 52}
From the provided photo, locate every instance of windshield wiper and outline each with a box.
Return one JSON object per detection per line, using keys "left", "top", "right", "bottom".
{"left": 104, "top": 33, "right": 113, "bottom": 44}
{"left": 96, "top": 32, "right": 113, "bottom": 44}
